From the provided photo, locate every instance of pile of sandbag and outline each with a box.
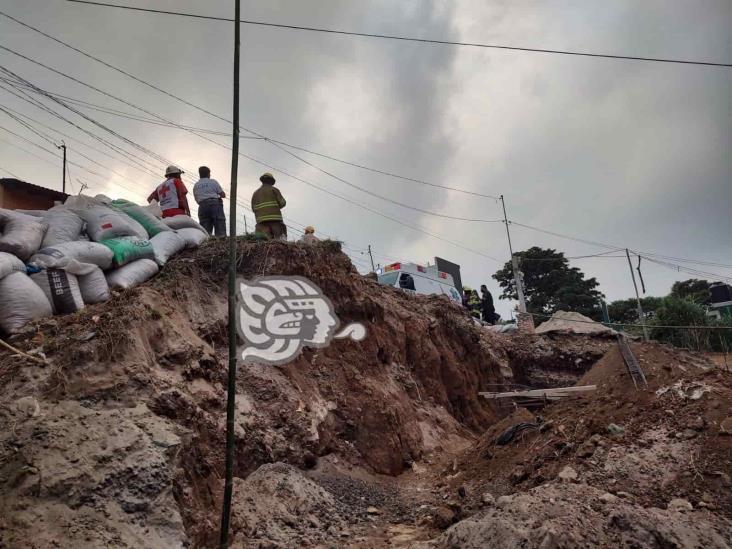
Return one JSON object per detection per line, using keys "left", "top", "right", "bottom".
{"left": 0, "top": 195, "right": 209, "bottom": 334}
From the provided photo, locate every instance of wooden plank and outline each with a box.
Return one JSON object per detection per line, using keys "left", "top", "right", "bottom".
{"left": 479, "top": 385, "right": 597, "bottom": 399}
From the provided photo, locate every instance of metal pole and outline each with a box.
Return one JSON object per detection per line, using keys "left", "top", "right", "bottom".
{"left": 220, "top": 0, "right": 240, "bottom": 546}
{"left": 500, "top": 195, "right": 527, "bottom": 313}
{"left": 625, "top": 248, "right": 649, "bottom": 341}
{"left": 367, "top": 245, "right": 375, "bottom": 272}
{"left": 57, "top": 142, "right": 67, "bottom": 194}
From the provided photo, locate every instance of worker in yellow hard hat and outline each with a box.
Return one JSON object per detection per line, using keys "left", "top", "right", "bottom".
{"left": 299, "top": 225, "right": 319, "bottom": 245}
{"left": 251, "top": 172, "right": 287, "bottom": 240}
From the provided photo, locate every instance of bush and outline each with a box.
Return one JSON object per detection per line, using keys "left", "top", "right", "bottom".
{"left": 650, "top": 296, "right": 732, "bottom": 352}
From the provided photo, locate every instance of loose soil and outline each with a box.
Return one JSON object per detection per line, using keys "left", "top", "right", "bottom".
{"left": 0, "top": 238, "right": 729, "bottom": 548}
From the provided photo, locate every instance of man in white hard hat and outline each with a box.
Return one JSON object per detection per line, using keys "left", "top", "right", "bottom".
{"left": 148, "top": 165, "right": 190, "bottom": 218}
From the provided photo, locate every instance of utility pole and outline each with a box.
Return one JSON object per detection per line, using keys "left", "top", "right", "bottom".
{"left": 625, "top": 248, "right": 649, "bottom": 341}
{"left": 367, "top": 245, "right": 375, "bottom": 272}
{"left": 56, "top": 141, "right": 67, "bottom": 194}
{"left": 220, "top": 0, "right": 240, "bottom": 547}
{"left": 500, "top": 195, "right": 527, "bottom": 313}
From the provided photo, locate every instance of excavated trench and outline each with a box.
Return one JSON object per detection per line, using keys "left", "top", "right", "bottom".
{"left": 0, "top": 239, "right": 512, "bottom": 548}
{"left": 502, "top": 334, "right": 614, "bottom": 389}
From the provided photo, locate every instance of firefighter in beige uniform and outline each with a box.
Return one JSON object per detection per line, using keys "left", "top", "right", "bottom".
{"left": 251, "top": 172, "right": 287, "bottom": 239}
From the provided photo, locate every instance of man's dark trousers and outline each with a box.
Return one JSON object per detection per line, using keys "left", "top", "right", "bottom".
{"left": 198, "top": 198, "right": 227, "bottom": 236}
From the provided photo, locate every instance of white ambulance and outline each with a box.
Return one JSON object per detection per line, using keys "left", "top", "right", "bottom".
{"left": 377, "top": 262, "right": 462, "bottom": 304}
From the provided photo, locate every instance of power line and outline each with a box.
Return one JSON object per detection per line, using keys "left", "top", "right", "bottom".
{"left": 0, "top": 165, "right": 20, "bottom": 178}
{"left": 267, "top": 139, "right": 503, "bottom": 223}
{"left": 62, "top": 1, "right": 732, "bottom": 67}
{"left": 629, "top": 250, "right": 732, "bottom": 270}
{"left": 0, "top": 46, "right": 501, "bottom": 259}
{"left": 639, "top": 255, "right": 732, "bottom": 284}
{"left": 508, "top": 220, "right": 625, "bottom": 251}
{"left": 510, "top": 220, "right": 732, "bottom": 272}
{"left": 0, "top": 10, "right": 500, "bottom": 200}
{"left": 0, "top": 74, "right": 168, "bottom": 178}
{"left": 0, "top": 95, "right": 162, "bottom": 183}
{"left": 4, "top": 64, "right": 499, "bottom": 222}
{"left": 267, "top": 140, "right": 499, "bottom": 199}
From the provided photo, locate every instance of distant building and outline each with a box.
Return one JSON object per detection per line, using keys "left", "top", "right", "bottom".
{"left": 0, "top": 178, "right": 68, "bottom": 210}
{"left": 708, "top": 282, "right": 732, "bottom": 320}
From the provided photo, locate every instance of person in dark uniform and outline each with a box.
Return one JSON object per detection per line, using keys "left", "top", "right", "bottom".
{"left": 480, "top": 284, "right": 498, "bottom": 325}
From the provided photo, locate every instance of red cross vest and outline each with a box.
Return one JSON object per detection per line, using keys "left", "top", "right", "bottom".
{"left": 157, "top": 178, "right": 182, "bottom": 213}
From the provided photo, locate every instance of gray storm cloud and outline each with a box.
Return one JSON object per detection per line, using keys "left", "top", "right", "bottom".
{"left": 0, "top": 0, "right": 729, "bottom": 319}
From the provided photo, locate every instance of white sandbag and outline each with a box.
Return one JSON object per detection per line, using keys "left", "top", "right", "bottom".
{"left": 40, "top": 205, "right": 85, "bottom": 248}
{"left": 78, "top": 266, "right": 110, "bottom": 304}
{"left": 144, "top": 202, "right": 163, "bottom": 219}
{"left": 177, "top": 227, "right": 209, "bottom": 249}
{"left": 0, "top": 209, "right": 46, "bottom": 261}
{"left": 31, "top": 269, "right": 85, "bottom": 314}
{"left": 29, "top": 241, "right": 114, "bottom": 274}
{"left": 111, "top": 199, "right": 170, "bottom": 237}
{"left": 105, "top": 259, "right": 158, "bottom": 290}
{"left": 162, "top": 215, "right": 206, "bottom": 232}
{"left": 0, "top": 272, "right": 53, "bottom": 334}
{"left": 0, "top": 252, "right": 26, "bottom": 279}
{"left": 150, "top": 231, "right": 186, "bottom": 266}
{"left": 65, "top": 195, "right": 147, "bottom": 241}
{"left": 13, "top": 209, "right": 46, "bottom": 217}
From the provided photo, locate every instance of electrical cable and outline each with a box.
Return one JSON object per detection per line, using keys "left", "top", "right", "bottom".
{"left": 0, "top": 51, "right": 498, "bottom": 224}
{"left": 639, "top": 255, "right": 732, "bottom": 284}
{"left": 0, "top": 76, "right": 167, "bottom": 178}
{"left": 508, "top": 220, "right": 625, "bottom": 251}
{"left": 267, "top": 139, "right": 503, "bottom": 222}
{"left": 62, "top": 1, "right": 732, "bottom": 67}
{"left": 0, "top": 10, "right": 501, "bottom": 199}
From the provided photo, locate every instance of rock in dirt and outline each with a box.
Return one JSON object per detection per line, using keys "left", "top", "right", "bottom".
{"left": 431, "top": 506, "right": 456, "bottom": 529}
{"left": 366, "top": 506, "right": 381, "bottom": 515}
{"left": 558, "top": 466, "right": 578, "bottom": 483}
{"left": 719, "top": 417, "right": 732, "bottom": 435}
{"left": 576, "top": 439, "right": 596, "bottom": 458}
{"left": 599, "top": 492, "right": 618, "bottom": 504}
{"left": 677, "top": 428, "right": 698, "bottom": 440}
{"left": 496, "top": 495, "right": 514, "bottom": 508}
{"left": 667, "top": 498, "right": 693, "bottom": 512}
{"left": 481, "top": 493, "right": 496, "bottom": 507}
{"left": 12, "top": 395, "right": 40, "bottom": 418}
{"left": 607, "top": 423, "right": 625, "bottom": 436}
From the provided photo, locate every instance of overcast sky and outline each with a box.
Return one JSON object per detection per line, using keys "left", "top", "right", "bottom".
{"left": 1, "top": 0, "right": 730, "bottom": 319}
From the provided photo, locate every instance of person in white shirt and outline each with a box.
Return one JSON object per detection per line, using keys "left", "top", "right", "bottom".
{"left": 192, "top": 166, "right": 227, "bottom": 236}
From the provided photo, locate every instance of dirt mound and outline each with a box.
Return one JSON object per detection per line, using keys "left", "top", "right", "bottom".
{"left": 230, "top": 462, "right": 350, "bottom": 547}
{"left": 1, "top": 238, "right": 729, "bottom": 547}
{"left": 444, "top": 341, "right": 732, "bottom": 544}
{"left": 431, "top": 482, "right": 731, "bottom": 548}
{"left": 0, "top": 238, "right": 508, "bottom": 547}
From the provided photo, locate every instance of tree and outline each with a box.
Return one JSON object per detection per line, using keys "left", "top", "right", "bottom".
{"left": 607, "top": 297, "right": 663, "bottom": 324}
{"left": 670, "top": 279, "right": 711, "bottom": 305}
{"left": 492, "top": 247, "right": 605, "bottom": 320}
